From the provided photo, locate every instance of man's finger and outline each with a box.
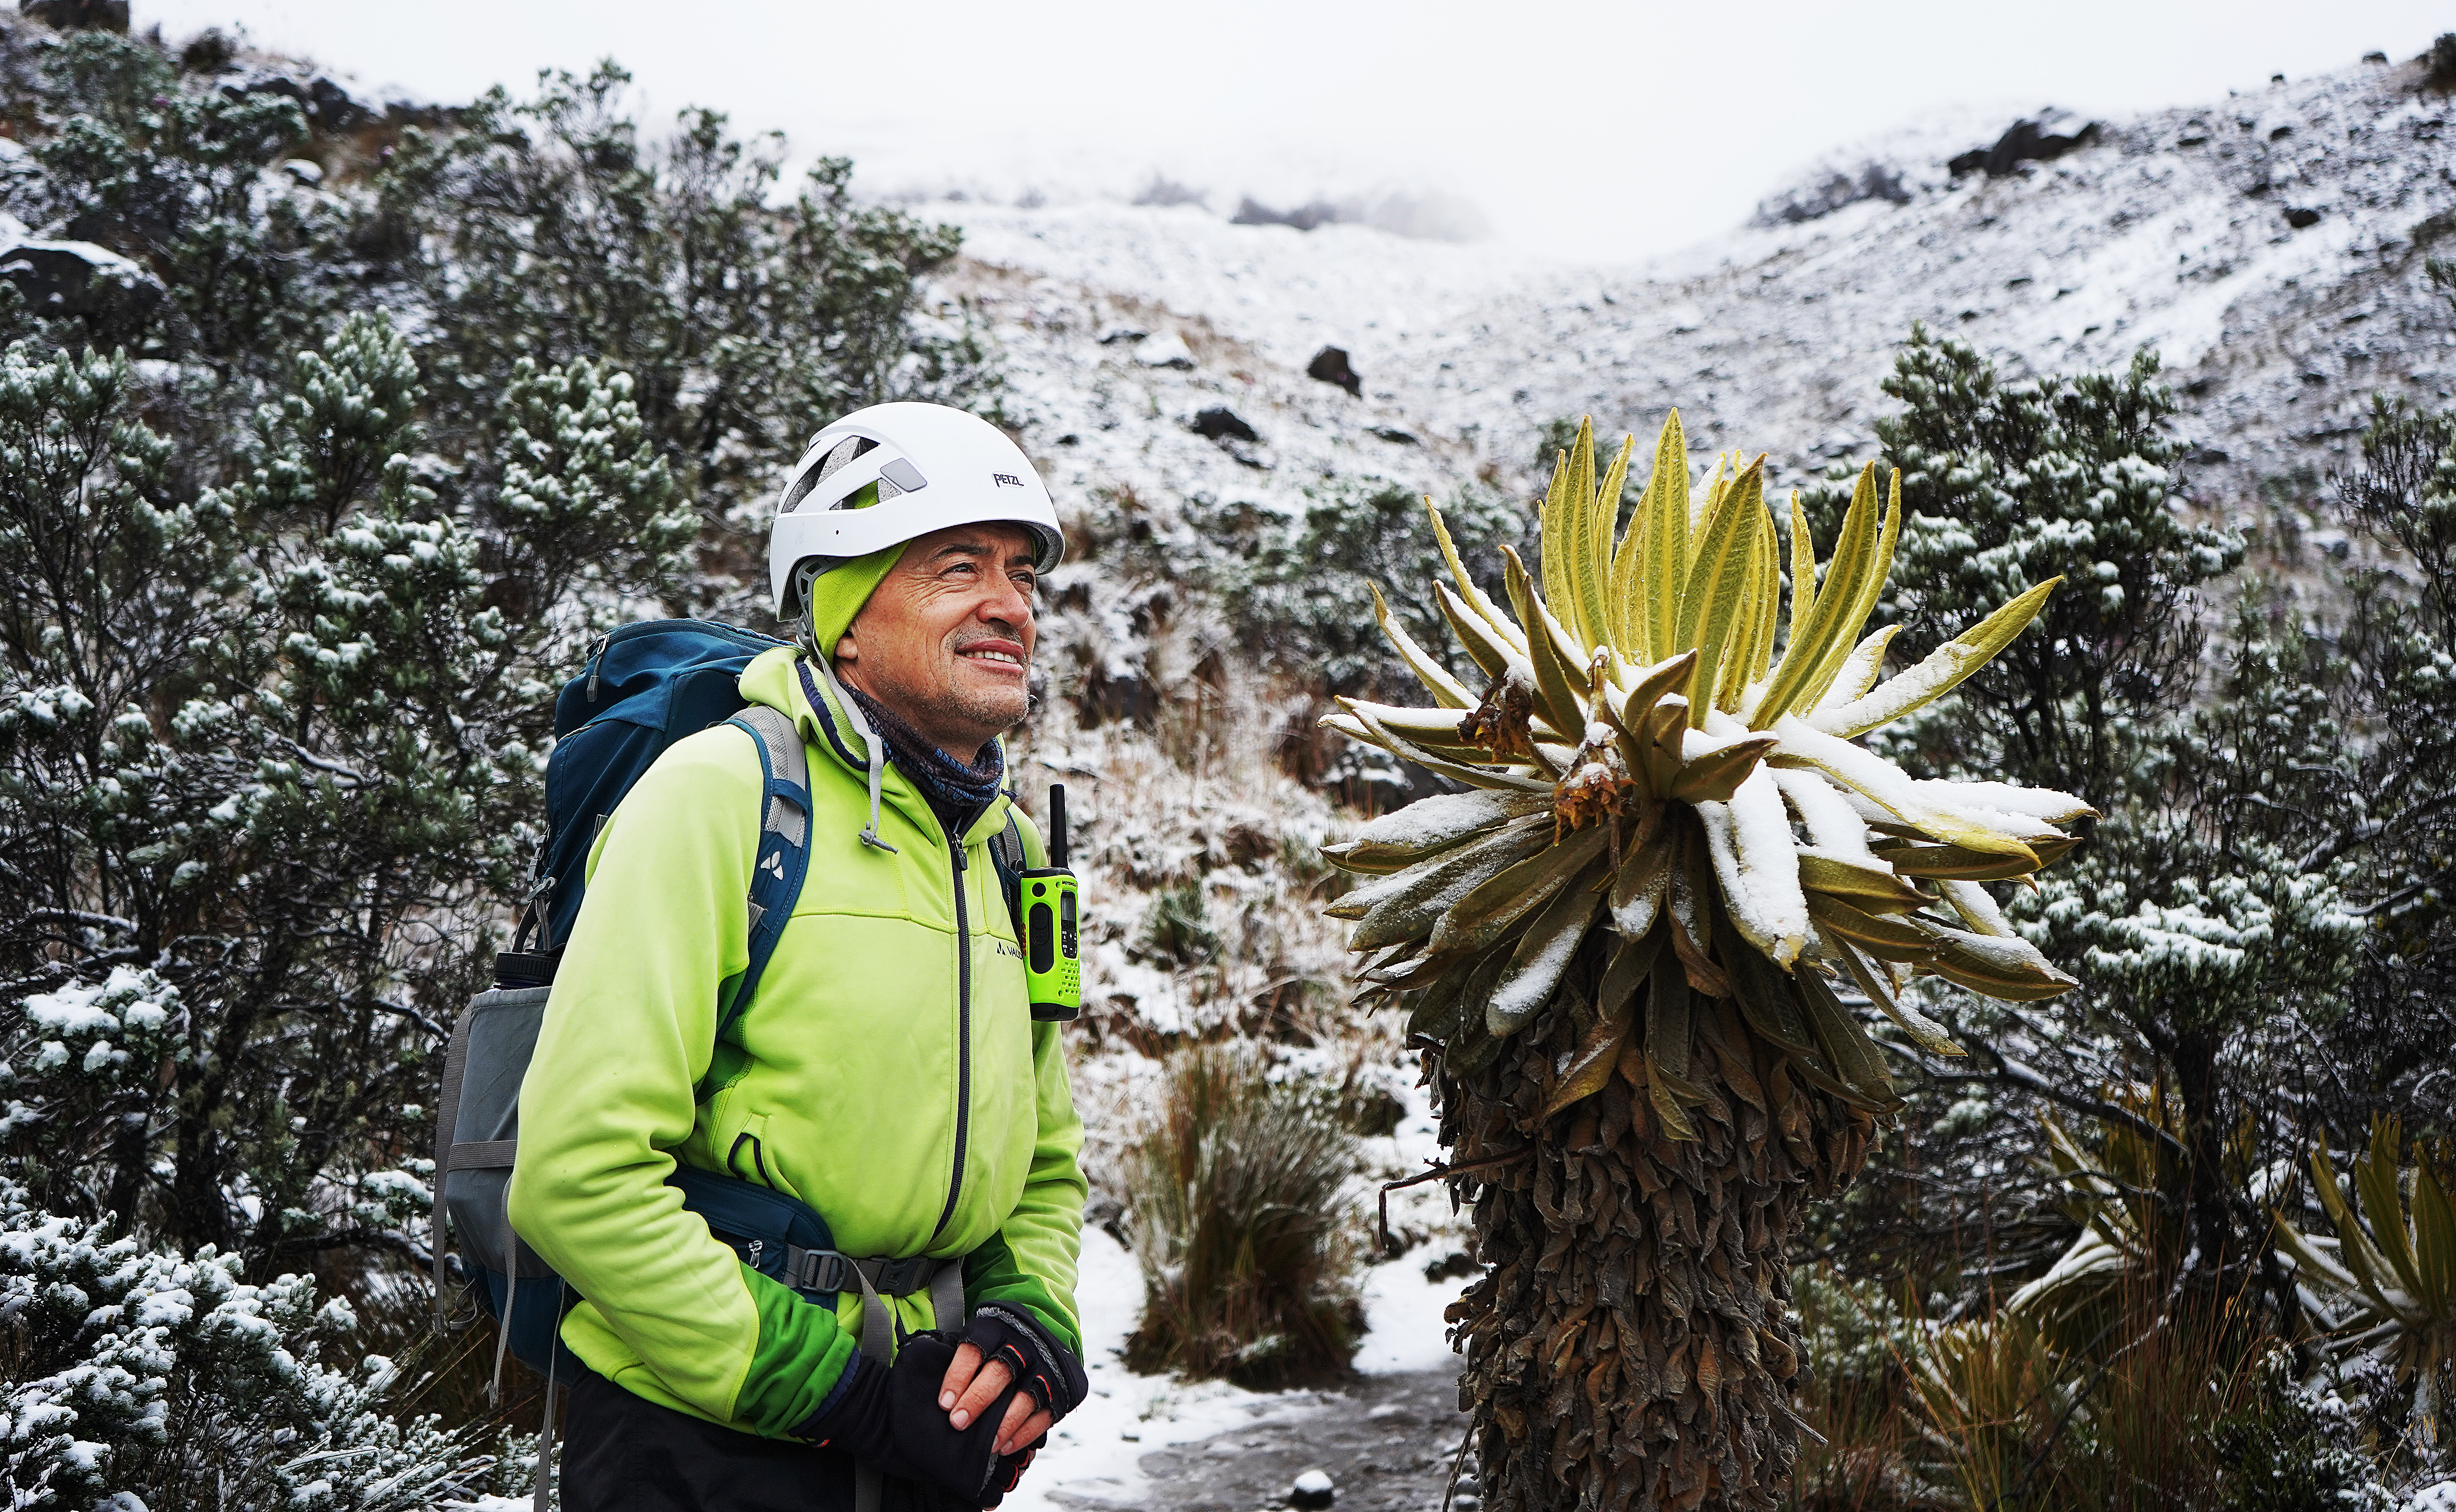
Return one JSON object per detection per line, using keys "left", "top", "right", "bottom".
{"left": 993, "top": 1395, "right": 1053, "bottom": 1456}
{"left": 949, "top": 1355, "right": 1013, "bottom": 1430}
{"left": 938, "top": 1341, "right": 985, "bottom": 1411}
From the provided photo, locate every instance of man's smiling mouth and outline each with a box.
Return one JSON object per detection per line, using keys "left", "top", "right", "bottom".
{"left": 959, "top": 647, "right": 1024, "bottom": 667}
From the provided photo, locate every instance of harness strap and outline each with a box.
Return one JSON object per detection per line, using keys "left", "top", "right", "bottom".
{"left": 827, "top": 1251, "right": 964, "bottom": 1512}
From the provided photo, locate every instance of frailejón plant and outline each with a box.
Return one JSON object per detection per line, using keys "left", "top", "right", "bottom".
{"left": 1319, "top": 415, "right": 2089, "bottom": 1511}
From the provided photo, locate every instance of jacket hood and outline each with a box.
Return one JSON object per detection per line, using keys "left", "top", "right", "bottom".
{"left": 736, "top": 645, "right": 1013, "bottom": 848}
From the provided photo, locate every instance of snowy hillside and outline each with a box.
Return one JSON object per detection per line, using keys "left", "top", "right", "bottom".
{"left": 935, "top": 51, "right": 2456, "bottom": 542}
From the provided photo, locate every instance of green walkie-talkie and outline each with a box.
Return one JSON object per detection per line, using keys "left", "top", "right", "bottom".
{"left": 1023, "top": 784, "right": 1080, "bottom": 1021}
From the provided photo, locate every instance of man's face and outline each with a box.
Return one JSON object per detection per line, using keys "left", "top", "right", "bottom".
{"left": 834, "top": 522, "right": 1039, "bottom": 758}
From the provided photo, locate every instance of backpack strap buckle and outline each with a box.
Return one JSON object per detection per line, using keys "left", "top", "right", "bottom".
{"left": 872, "top": 1256, "right": 936, "bottom": 1297}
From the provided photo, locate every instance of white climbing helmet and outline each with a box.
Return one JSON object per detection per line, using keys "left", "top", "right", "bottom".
{"left": 767, "top": 401, "right": 1065, "bottom": 620}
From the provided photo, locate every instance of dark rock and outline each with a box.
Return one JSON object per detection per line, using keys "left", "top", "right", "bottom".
{"left": 20, "top": 0, "right": 127, "bottom": 32}
{"left": 180, "top": 28, "right": 235, "bottom": 73}
{"left": 2431, "top": 33, "right": 2456, "bottom": 87}
{"left": 1423, "top": 1250, "right": 1477, "bottom": 1283}
{"left": 2365, "top": 51, "right": 2389, "bottom": 65}
{"left": 1291, "top": 1469, "right": 1336, "bottom": 1509}
{"left": 1233, "top": 197, "right": 1342, "bottom": 232}
{"left": 1307, "top": 345, "right": 1362, "bottom": 397}
{"left": 1096, "top": 326, "right": 1148, "bottom": 345}
{"left": 231, "top": 73, "right": 370, "bottom": 133}
{"left": 1369, "top": 426, "right": 1419, "bottom": 446}
{"left": 0, "top": 239, "right": 164, "bottom": 333}
{"left": 2285, "top": 206, "right": 2323, "bottom": 229}
{"left": 1190, "top": 406, "right": 1260, "bottom": 444}
{"left": 1133, "top": 175, "right": 1206, "bottom": 209}
{"left": 1948, "top": 111, "right": 2104, "bottom": 179}
{"left": 1753, "top": 162, "right": 1912, "bottom": 225}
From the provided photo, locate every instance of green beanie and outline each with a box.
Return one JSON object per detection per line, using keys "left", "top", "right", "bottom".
{"left": 803, "top": 541, "right": 908, "bottom": 660}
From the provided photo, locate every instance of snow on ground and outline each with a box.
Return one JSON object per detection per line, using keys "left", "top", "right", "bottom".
{"left": 939, "top": 51, "right": 2456, "bottom": 577}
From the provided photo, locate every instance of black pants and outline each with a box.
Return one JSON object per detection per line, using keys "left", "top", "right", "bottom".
{"left": 559, "top": 1370, "right": 949, "bottom": 1512}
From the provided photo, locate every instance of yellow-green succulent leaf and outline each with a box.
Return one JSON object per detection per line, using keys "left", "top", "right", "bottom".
{"left": 1696, "top": 765, "right": 1811, "bottom": 967}
{"left": 1800, "top": 466, "right": 1904, "bottom": 712}
{"left": 1825, "top": 928, "right": 1963, "bottom": 1055}
{"left": 1436, "top": 582, "right": 1518, "bottom": 681}
{"left": 1792, "top": 963, "right": 1895, "bottom": 1100}
{"left": 2408, "top": 1160, "right": 2455, "bottom": 1316}
{"left": 2359, "top": 1121, "right": 2428, "bottom": 1302}
{"left": 1504, "top": 547, "right": 1594, "bottom": 735}
{"left": 1638, "top": 411, "right": 1690, "bottom": 662}
{"left": 1919, "top": 923, "right": 2081, "bottom": 1001}
{"left": 1368, "top": 583, "right": 1475, "bottom": 709}
{"left": 1675, "top": 456, "right": 1767, "bottom": 725}
{"left": 1785, "top": 492, "right": 1816, "bottom": 659}
{"left": 1489, "top": 879, "right": 1605, "bottom": 1034}
{"left": 1805, "top": 890, "right": 1936, "bottom": 961}
{"left": 1331, "top": 698, "right": 1487, "bottom": 758}
{"left": 1609, "top": 830, "right": 1675, "bottom": 937}
{"left": 1819, "top": 625, "right": 1904, "bottom": 713}
{"left": 2312, "top": 1138, "right": 2401, "bottom": 1307}
{"left": 1814, "top": 578, "right": 2064, "bottom": 737}
{"left": 1342, "top": 705, "right": 1552, "bottom": 794}
{"left": 1540, "top": 448, "right": 1574, "bottom": 621}
{"left": 1724, "top": 935, "right": 1817, "bottom": 1053}
{"left": 1608, "top": 504, "right": 1644, "bottom": 654}
{"left": 1750, "top": 498, "right": 1782, "bottom": 686}
{"left": 1585, "top": 432, "right": 1632, "bottom": 644}
{"left": 1797, "top": 850, "right": 1927, "bottom": 908}
{"left": 1436, "top": 821, "right": 1611, "bottom": 956}
{"left": 1746, "top": 464, "right": 1878, "bottom": 729}
{"left": 1427, "top": 499, "right": 1525, "bottom": 650}
{"left": 1342, "top": 816, "right": 1555, "bottom": 947}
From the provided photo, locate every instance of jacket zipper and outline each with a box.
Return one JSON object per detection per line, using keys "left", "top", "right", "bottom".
{"left": 928, "top": 836, "right": 973, "bottom": 1244}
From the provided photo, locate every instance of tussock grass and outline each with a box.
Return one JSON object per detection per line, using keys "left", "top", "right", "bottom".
{"left": 1121, "top": 1043, "right": 1365, "bottom": 1387}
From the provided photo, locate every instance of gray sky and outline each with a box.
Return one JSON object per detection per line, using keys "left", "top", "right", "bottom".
{"left": 140, "top": 0, "right": 2456, "bottom": 261}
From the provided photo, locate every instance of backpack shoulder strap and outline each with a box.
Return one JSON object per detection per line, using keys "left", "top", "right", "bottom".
{"left": 990, "top": 813, "right": 1027, "bottom": 939}
{"left": 713, "top": 705, "right": 812, "bottom": 1052}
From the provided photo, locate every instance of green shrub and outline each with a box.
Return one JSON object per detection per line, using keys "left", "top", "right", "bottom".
{"left": 1121, "top": 1045, "right": 1363, "bottom": 1387}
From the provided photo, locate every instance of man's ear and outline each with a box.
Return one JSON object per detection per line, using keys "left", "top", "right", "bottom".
{"left": 833, "top": 627, "right": 858, "bottom": 666}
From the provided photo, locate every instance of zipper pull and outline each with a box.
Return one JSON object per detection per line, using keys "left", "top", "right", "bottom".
{"left": 585, "top": 633, "right": 609, "bottom": 702}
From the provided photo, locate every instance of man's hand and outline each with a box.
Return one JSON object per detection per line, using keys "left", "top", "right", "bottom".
{"left": 939, "top": 1342, "right": 1053, "bottom": 1456}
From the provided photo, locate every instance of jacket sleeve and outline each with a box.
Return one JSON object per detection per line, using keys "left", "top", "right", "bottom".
{"left": 965, "top": 810, "right": 1090, "bottom": 1357}
{"left": 506, "top": 726, "right": 858, "bottom": 1435}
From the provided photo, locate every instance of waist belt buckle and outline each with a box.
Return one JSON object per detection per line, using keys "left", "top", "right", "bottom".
{"left": 876, "top": 1256, "right": 933, "bottom": 1296}
{"left": 795, "top": 1250, "right": 855, "bottom": 1295}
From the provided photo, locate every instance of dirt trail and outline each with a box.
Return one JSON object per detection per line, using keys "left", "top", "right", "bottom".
{"left": 1051, "top": 1366, "right": 1473, "bottom": 1512}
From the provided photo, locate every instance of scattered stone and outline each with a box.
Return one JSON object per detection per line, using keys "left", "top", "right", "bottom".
{"left": 1752, "top": 162, "right": 1912, "bottom": 226}
{"left": 1233, "top": 197, "right": 1343, "bottom": 232}
{"left": 0, "top": 238, "right": 165, "bottom": 329}
{"left": 1452, "top": 1496, "right": 1481, "bottom": 1511}
{"left": 280, "top": 159, "right": 324, "bottom": 186}
{"left": 1191, "top": 406, "right": 1260, "bottom": 444}
{"left": 2365, "top": 51, "right": 2389, "bottom": 65}
{"left": 1097, "top": 326, "right": 1148, "bottom": 346}
{"left": 1369, "top": 426, "right": 1418, "bottom": 446}
{"left": 22, "top": 0, "right": 127, "bottom": 31}
{"left": 2285, "top": 205, "right": 2323, "bottom": 229}
{"left": 1291, "top": 1469, "right": 1336, "bottom": 1509}
{"left": 1424, "top": 1250, "right": 1477, "bottom": 1283}
{"left": 1134, "top": 331, "right": 1195, "bottom": 370}
{"left": 1307, "top": 345, "right": 1362, "bottom": 397}
{"left": 1947, "top": 110, "right": 2103, "bottom": 178}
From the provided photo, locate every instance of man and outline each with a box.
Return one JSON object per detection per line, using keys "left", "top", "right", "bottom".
{"left": 508, "top": 402, "right": 1089, "bottom": 1512}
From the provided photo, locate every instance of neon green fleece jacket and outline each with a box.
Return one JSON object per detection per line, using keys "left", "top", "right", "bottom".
{"left": 505, "top": 646, "right": 1085, "bottom": 1437}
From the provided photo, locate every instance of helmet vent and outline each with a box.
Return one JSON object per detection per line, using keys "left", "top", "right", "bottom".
{"left": 782, "top": 435, "right": 877, "bottom": 514}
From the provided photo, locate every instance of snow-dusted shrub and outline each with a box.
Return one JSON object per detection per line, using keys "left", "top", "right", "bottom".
{"left": 0, "top": 1179, "right": 485, "bottom": 1510}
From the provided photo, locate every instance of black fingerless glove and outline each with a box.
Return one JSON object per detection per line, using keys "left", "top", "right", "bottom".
{"left": 961, "top": 1304, "right": 1089, "bottom": 1422}
{"left": 981, "top": 1432, "right": 1047, "bottom": 1510}
{"left": 793, "top": 1333, "right": 1020, "bottom": 1503}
